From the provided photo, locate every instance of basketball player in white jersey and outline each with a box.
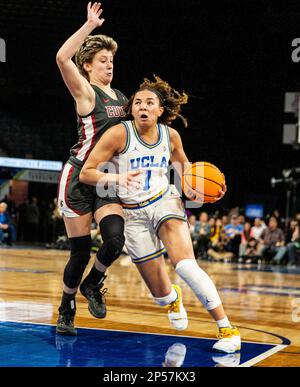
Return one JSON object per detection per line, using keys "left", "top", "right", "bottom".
{"left": 80, "top": 76, "right": 241, "bottom": 353}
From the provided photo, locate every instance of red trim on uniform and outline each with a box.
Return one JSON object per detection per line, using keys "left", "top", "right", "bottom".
{"left": 57, "top": 166, "right": 65, "bottom": 198}
{"left": 83, "top": 113, "right": 97, "bottom": 162}
{"left": 75, "top": 117, "right": 87, "bottom": 157}
{"left": 64, "top": 165, "right": 83, "bottom": 216}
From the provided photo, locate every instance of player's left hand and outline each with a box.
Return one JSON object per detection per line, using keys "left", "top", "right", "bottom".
{"left": 211, "top": 182, "right": 227, "bottom": 202}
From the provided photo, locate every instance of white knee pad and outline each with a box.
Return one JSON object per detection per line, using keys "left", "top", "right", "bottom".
{"left": 175, "top": 259, "right": 221, "bottom": 311}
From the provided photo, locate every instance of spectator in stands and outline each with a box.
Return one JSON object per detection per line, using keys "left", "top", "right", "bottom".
{"left": 286, "top": 218, "right": 299, "bottom": 243}
{"left": 224, "top": 214, "right": 243, "bottom": 258}
{"left": 0, "top": 202, "right": 9, "bottom": 245}
{"left": 251, "top": 217, "right": 266, "bottom": 241}
{"left": 207, "top": 229, "right": 233, "bottom": 262}
{"left": 259, "top": 216, "right": 287, "bottom": 264}
{"left": 208, "top": 217, "right": 216, "bottom": 233}
{"left": 210, "top": 218, "right": 223, "bottom": 246}
{"left": 194, "top": 212, "right": 211, "bottom": 259}
{"left": 238, "top": 221, "right": 254, "bottom": 260}
{"left": 1, "top": 194, "right": 14, "bottom": 212}
{"left": 243, "top": 237, "right": 260, "bottom": 264}
{"left": 286, "top": 221, "right": 300, "bottom": 267}
{"left": 2, "top": 195, "right": 17, "bottom": 231}
{"left": 228, "top": 207, "right": 239, "bottom": 219}
{"left": 238, "top": 214, "right": 245, "bottom": 227}
{"left": 271, "top": 209, "right": 284, "bottom": 229}
{"left": 221, "top": 215, "right": 229, "bottom": 227}
{"left": 0, "top": 202, "right": 16, "bottom": 246}
{"left": 188, "top": 214, "right": 196, "bottom": 232}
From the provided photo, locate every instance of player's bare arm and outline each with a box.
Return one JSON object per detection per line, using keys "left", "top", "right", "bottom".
{"left": 169, "top": 127, "right": 226, "bottom": 200}
{"left": 169, "top": 127, "right": 189, "bottom": 171}
{"left": 56, "top": 2, "right": 104, "bottom": 108}
{"left": 79, "top": 124, "right": 141, "bottom": 188}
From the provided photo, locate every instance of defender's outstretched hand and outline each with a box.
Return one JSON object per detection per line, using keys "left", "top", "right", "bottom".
{"left": 87, "top": 2, "right": 105, "bottom": 28}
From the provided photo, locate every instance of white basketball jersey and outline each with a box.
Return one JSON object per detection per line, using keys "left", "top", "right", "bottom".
{"left": 112, "top": 120, "right": 172, "bottom": 204}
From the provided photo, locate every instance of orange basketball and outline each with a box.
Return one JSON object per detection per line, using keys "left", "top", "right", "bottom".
{"left": 182, "top": 161, "right": 225, "bottom": 203}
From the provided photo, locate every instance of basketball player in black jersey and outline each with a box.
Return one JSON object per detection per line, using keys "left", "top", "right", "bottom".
{"left": 56, "top": 2, "right": 129, "bottom": 335}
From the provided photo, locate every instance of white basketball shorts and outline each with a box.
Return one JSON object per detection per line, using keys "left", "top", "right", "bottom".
{"left": 122, "top": 186, "right": 187, "bottom": 264}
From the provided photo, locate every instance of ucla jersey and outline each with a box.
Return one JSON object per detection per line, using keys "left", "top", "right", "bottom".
{"left": 112, "top": 120, "right": 172, "bottom": 204}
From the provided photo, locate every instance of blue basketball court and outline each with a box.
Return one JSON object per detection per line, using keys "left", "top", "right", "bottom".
{"left": 0, "top": 321, "right": 285, "bottom": 367}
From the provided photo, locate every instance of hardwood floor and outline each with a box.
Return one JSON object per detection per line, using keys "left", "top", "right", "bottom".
{"left": 0, "top": 247, "right": 299, "bottom": 366}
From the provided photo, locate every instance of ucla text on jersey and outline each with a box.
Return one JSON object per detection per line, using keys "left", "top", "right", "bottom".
{"left": 112, "top": 120, "right": 172, "bottom": 204}
{"left": 129, "top": 156, "right": 168, "bottom": 170}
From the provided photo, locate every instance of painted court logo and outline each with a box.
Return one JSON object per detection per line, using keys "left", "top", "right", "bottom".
{"left": 0, "top": 38, "right": 6, "bottom": 62}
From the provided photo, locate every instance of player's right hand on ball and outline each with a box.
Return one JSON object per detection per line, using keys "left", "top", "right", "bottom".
{"left": 118, "top": 170, "right": 142, "bottom": 189}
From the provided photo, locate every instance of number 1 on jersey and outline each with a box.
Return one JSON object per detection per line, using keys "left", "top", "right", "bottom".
{"left": 143, "top": 170, "right": 152, "bottom": 190}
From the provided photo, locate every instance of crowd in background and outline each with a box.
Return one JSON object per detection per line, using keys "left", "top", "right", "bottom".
{"left": 1, "top": 193, "right": 300, "bottom": 266}
{"left": 0, "top": 194, "right": 102, "bottom": 251}
{"left": 188, "top": 210, "right": 300, "bottom": 267}
{"left": 0, "top": 194, "right": 65, "bottom": 247}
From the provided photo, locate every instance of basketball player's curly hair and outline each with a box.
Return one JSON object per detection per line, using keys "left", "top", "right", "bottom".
{"left": 126, "top": 75, "right": 188, "bottom": 127}
{"left": 75, "top": 35, "right": 118, "bottom": 80}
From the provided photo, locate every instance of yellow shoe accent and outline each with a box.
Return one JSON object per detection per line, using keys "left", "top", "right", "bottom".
{"left": 165, "top": 285, "right": 188, "bottom": 331}
{"left": 213, "top": 326, "right": 241, "bottom": 353}
{"left": 166, "top": 284, "right": 182, "bottom": 313}
{"left": 216, "top": 326, "right": 240, "bottom": 339}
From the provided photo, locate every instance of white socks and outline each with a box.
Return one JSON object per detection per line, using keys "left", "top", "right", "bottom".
{"left": 216, "top": 316, "right": 231, "bottom": 329}
{"left": 153, "top": 286, "right": 177, "bottom": 306}
{"left": 175, "top": 259, "right": 221, "bottom": 311}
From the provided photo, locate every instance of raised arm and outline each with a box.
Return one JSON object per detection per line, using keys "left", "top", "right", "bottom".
{"left": 56, "top": 2, "right": 104, "bottom": 101}
{"left": 79, "top": 124, "right": 141, "bottom": 188}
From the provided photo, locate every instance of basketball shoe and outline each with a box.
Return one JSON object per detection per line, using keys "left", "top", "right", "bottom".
{"left": 212, "top": 326, "right": 241, "bottom": 353}
{"left": 79, "top": 277, "right": 108, "bottom": 318}
{"left": 56, "top": 313, "right": 77, "bottom": 336}
{"left": 163, "top": 343, "right": 187, "bottom": 367}
{"left": 165, "top": 284, "right": 188, "bottom": 330}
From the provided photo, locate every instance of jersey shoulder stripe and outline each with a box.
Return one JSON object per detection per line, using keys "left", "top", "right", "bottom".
{"left": 119, "top": 122, "right": 131, "bottom": 155}
{"left": 163, "top": 124, "right": 172, "bottom": 154}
